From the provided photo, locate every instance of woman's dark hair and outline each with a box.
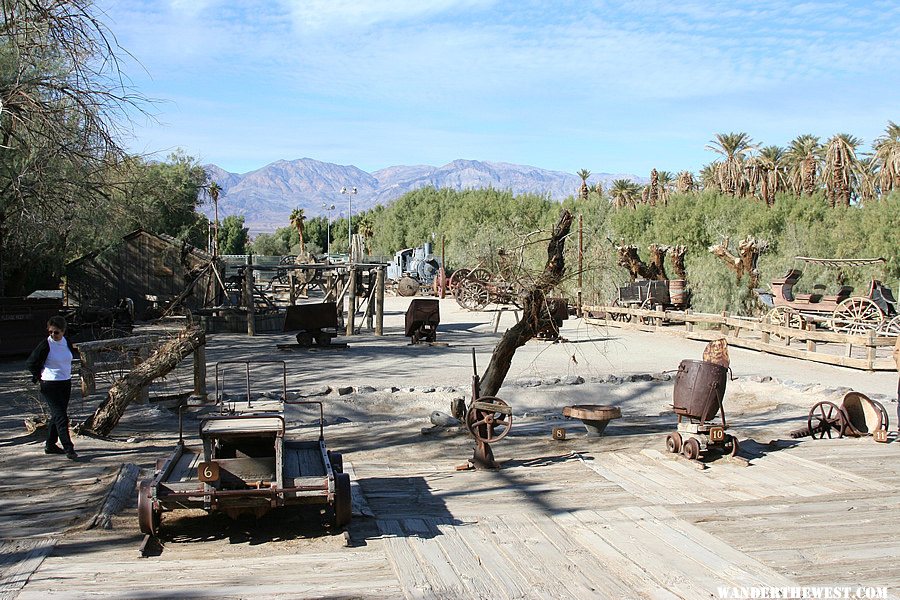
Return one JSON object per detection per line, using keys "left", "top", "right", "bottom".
{"left": 47, "top": 315, "right": 67, "bottom": 332}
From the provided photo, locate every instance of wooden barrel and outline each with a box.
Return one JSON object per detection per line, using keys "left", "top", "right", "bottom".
{"left": 669, "top": 279, "right": 687, "bottom": 307}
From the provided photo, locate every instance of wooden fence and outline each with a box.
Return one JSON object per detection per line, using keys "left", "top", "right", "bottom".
{"left": 583, "top": 305, "right": 896, "bottom": 371}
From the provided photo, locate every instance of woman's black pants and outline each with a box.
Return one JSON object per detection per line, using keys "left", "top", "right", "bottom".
{"left": 40, "top": 380, "right": 74, "bottom": 452}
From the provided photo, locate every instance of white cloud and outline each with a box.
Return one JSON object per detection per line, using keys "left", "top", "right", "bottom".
{"left": 278, "top": 0, "right": 494, "bottom": 30}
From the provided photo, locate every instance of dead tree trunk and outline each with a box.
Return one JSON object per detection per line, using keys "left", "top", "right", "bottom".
{"left": 708, "top": 236, "right": 768, "bottom": 289}
{"left": 647, "top": 244, "right": 669, "bottom": 281}
{"left": 616, "top": 245, "right": 653, "bottom": 281}
{"left": 670, "top": 245, "right": 687, "bottom": 280}
{"left": 479, "top": 210, "right": 573, "bottom": 397}
{"left": 79, "top": 327, "right": 206, "bottom": 436}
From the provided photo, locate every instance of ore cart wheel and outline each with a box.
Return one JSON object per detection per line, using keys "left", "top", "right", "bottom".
{"left": 870, "top": 399, "right": 889, "bottom": 433}
{"left": 808, "top": 400, "right": 848, "bottom": 439}
{"left": 137, "top": 479, "right": 160, "bottom": 536}
{"left": 456, "top": 280, "right": 490, "bottom": 311}
{"left": 327, "top": 451, "right": 344, "bottom": 474}
{"left": 831, "top": 298, "right": 884, "bottom": 335}
{"left": 723, "top": 434, "right": 740, "bottom": 457}
{"left": 682, "top": 438, "right": 701, "bottom": 460}
{"left": 331, "top": 472, "right": 352, "bottom": 528}
{"left": 665, "top": 432, "right": 682, "bottom": 454}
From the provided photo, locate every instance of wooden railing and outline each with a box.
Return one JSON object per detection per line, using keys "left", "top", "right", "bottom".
{"left": 583, "top": 305, "right": 896, "bottom": 371}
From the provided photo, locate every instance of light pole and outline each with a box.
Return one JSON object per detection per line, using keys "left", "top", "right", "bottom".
{"left": 322, "top": 202, "right": 335, "bottom": 255}
{"left": 340, "top": 186, "right": 357, "bottom": 258}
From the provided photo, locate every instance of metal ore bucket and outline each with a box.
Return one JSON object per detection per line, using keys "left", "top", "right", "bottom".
{"left": 672, "top": 359, "right": 728, "bottom": 422}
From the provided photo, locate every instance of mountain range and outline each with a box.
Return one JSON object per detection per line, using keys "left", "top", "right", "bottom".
{"left": 202, "top": 158, "right": 643, "bottom": 233}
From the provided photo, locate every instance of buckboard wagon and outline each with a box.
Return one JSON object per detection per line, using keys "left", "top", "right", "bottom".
{"left": 756, "top": 257, "right": 898, "bottom": 336}
{"left": 137, "top": 362, "right": 350, "bottom": 546}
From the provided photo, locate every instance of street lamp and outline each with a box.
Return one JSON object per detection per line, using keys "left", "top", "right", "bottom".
{"left": 340, "top": 186, "right": 357, "bottom": 258}
{"left": 322, "top": 202, "right": 335, "bottom": 255}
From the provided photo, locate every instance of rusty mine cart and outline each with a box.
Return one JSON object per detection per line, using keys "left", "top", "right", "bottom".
{"left": 137, "top": 361, "right": 350, "bottom": 550}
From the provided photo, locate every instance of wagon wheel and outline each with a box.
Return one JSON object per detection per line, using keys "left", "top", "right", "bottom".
{"left": 466, "top": 396, "right": 512, "bottom": 443}
{"left": 447, "top": 268, "right": 471, "bottom": 290}
{"left": 468, "top": 268, "right": 492, "bottom": 283}
{"left": 870, "top": 399, "right": 889, "bottom": 432}
{"left": 327, "top": 450, "right": 344, "bottom": 474}
{"left": 456, "top": 280, "right": 490, "bottom": 311}
{"left": 607, "top": 299, "right": 627, "bottom": 322}
{"left": 329, "top": 472, "right": 352, "bottom": 529}
{"left": 723, "top": 434, "right": 740, "bottom": 457}
{"left": 831, "top": 297, "right": 884, "bottom": 335}
{"left": 137, "top": 479, "right": 161, "bottom": 536}
{"left": 665, "top": 432, "right": 682, "bottom": 454}
{"left": 879, "top": 315, "right": 900, "bottom": 337}
{"left": 807, "top": 400, "right": 848, "bottom": 439}
{"left": 682, "top": 437, "right": 701, "bottom": 460}
{"left": 767, "top": 307, "right": 804, "bottom": 339}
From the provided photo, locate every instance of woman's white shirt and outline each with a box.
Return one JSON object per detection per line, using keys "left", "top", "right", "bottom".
{"left": 41, "top": 336, "right": 73, "bottom": 381}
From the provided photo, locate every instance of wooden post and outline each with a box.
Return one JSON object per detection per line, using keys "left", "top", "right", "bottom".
{"left": 80, "top": 350, "right": 96, "bottom": 398}
{"left": 655, "top": 305, "right": 663, "bottom": 328}
{"left": 760, "top": 314, "right": 770, "bottom": 344}
{"left": 440, "top": 235, "right": 446, "bottom": 299}
{"left": 375, "top": 266, "right": 385, "bottom": 335}
{"left": 288, "top": 270, "right": 296, "bottom": 305}
{"left": 346, "top": 266, "right": 357, "bottom": 336}
{"left": 865, "top": 330, "right": 876, "bottom": 370}
{"left": 245, "top": 255, "right": 255, "bottom": 336}
{"left": 191, "top": 342, "right": 208, "bottom": 403}
{"left": 685, "top": 309, "right": 694, "bottom": 333}
{"left": 577, "top": 214, "right": 583, "bottom": 317}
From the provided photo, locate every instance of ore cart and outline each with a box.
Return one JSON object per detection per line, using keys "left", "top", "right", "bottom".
{"left": 137, "top": 362, "right": 350, "bottom": 546}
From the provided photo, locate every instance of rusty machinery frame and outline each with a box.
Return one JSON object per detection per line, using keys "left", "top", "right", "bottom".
{"left": 463, "top": 349, "right": 513, "bottom": 469}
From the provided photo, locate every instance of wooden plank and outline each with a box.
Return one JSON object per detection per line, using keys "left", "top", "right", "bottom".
{"left": 483, "top": 514, "right": 601, "bottom": 598}
{"left": 344, "top": 461, "right": 374, "bottom": 518}
{"left": 376, "top": 519, "right": 441, "bottom": 599}
{"left": 415, "top": 519, "right": 497, "bottom": 599}
{"left": 436, "top": 517, "right": 531, "bottom": 599}
{"left": 575, "top": 454, "right": 670, "bottom": 504}
{"left": 624, "top": 506, "right": 799, "bottom": 588}
{"left": 552, "top": 510, "right": 680, "bottom": 600}
{"left": 0, "top": 538, "right": 56, "bottom": 600}
{"left": 295, "top": 447, "right": 325, "bottom": 477}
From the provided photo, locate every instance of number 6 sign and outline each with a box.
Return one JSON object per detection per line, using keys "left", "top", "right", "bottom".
{"left": 198, "top": 461, "right": 220, "bottom": 482}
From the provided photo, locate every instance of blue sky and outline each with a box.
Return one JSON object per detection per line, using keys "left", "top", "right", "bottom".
{"left": 99, "top": 0, "right": 900, "bottom": 176}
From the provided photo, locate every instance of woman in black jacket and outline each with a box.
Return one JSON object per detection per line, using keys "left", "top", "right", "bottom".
{"left": 26, "top": 316, "right": 79, "bottom": 460}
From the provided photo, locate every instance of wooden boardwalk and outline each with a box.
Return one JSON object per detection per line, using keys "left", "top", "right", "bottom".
{"left": 4, "top": 425, "right": 898, "bottom": 599}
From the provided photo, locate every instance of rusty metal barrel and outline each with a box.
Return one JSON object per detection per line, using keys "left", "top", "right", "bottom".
{"left": 668, "top": 279, "right": 687, "bottom": 307}
{"left": 672, "top": 359, "right": 728, "bottom": 422}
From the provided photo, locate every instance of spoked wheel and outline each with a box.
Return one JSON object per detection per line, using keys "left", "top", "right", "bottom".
{"left": 831, "top": 298, "right": 884, "bottom": 335}
{"left": 665, "top": 432, "right": 682, "bottom": 454}
{"left": 447, "top": 268, "right": 471, "bottom": 291}
{"left": 767, "top": 307, "right": 804, "bottom": 338}
{"left": 722, "top": 434, "right": 740, "bottom": 457}
{"left": 466, "top": 396, "right": 512, "bottom": 444}
{"left": 808, "top": 401, "right": 848, "bottom": 439}
{"left": 455, "top": 280, "right": 490, "bottom": 311}
{"left": 468, "top": 268, "right": 493, "bottom": 283}
{"left": 330, "top": 472, "right": 352, "bottom": 529}
{"left": 878, "top": 315, "right": 900, "bottom": 337}
{"left": 682, "top": 437, "right": 701, "bottom": 460}
{"left": 137, "top": 479, "right": 161, "bottom": 536}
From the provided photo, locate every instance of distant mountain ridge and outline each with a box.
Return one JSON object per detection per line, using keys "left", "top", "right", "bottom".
{"left": 202, "top": 158, "right": 643, "bottom": 233}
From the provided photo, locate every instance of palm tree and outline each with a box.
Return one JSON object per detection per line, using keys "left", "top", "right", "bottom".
{"left": 823, "top": 133, "right": 863, "bottom": 207}
{"left": 208, "top": 182, "right": 221, "bottom": 256}
{"left": 357, "top": 217, "right": 374, "bottom": 254}
{"left": 610, "top": 179, "right": 640, "bottom": 208}
{"left": 785, "top": 134, "right": 822, "bottom": 196}
{"left": 676, "top": 171, "right": 695, "bottom": 194}
{"left": 289, "top": 207, "right": 306, "bottom": 256}
{"left": 758, "top": 145, "right": 786, "bottom": 207}
{"left": 857, "top": 157, "right": 879, "bottom": 204}
{"left": 699, "top": 163, "right": 719, "bottom": 191}
{"left": 705, "top": 132, "right": 755, "bottom": 196}
{"left": 648, "top": 169, "right": 659, "bottom": 206}
{"left": 656, "top": 170, "right": 676, "bottom": 204}
{"left": 577, "top": 169, "right": 591, "bottom": 200}
{"left": 873, "top": 120, "right": 900, "bottom": 196}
